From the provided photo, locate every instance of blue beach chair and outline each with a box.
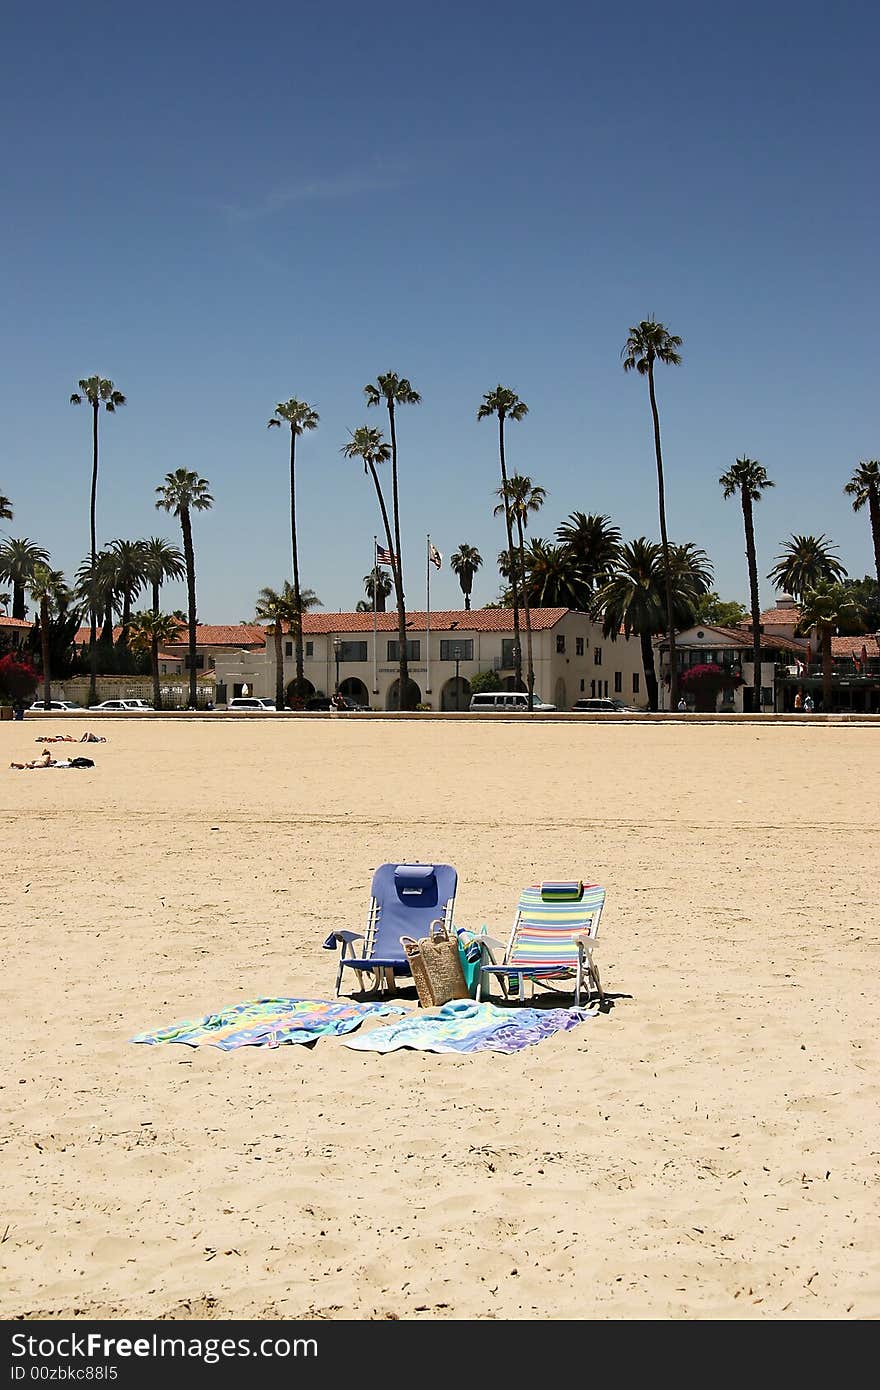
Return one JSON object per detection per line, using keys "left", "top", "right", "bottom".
{"left": 324, "top": 863, "right": 458, "bottom": 997}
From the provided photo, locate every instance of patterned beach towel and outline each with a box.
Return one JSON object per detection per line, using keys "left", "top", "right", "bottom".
{"left": 342, "top": 998, "right": 596, "bottom": 1054}
{"left": 131, "top": 997, "right": 405, "bottom": 1050}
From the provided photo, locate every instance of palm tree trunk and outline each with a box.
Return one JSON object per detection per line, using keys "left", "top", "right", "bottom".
{"left": 151, "top": 636, "right": 162, "bottom": 710}
{"left": 273, "top": 625, "right": 284, "bottom": 710}
{"left": 180, "top": 507, "right": 198, "bottom": 708}
{"left": 40, "top": 596, "right": 51, "bottom": 710}
{"left": 289, "top": 426, "right": 305, "bottom": 697}
{"left": 498, "top": 414, "right": 523, "bottom": 690}
{"left": 101, "top": 604, "right": 114, "bottom": 646}
{"left": 386, "top": 401, "right": 411, "bottom": 709}
{"left": 119, "top": 593, "right": 131, "bottom": 649}
{"left": 868, "top": 482, "right": 880, "bottom": 590}
{"left": 366, "top": 462, "right": 401, "bottom": 706}
{"left": 822, "top": 624, "right": 832, "bottom": 711}
{"left": 464, "top": 587, "right": 471, "bottom": 611}
{"left": 515, "top": 513, "right": 535, "bottom": 709}
{"left": 88, "top": 402, "right": 99, "bottom": 706}
{"left": 12, "top": 581, "right": 25, "bottom": 622}
{"left": 640, "top": 629, "right": 659, "bottom": 712}
{"left": 742, "top": 492, "right": 763, "bottom": 712}
{"left": 152, "top": 579, "right": 160, "bottom": 615}
{"left": 647, "top": 363, "right": 678, "bottom": 707}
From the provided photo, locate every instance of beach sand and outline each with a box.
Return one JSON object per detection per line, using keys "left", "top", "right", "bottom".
{"left": 1, "top": 716, "right": 878, "bottom": 1320}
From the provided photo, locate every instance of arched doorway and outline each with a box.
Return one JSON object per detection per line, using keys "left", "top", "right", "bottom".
{"left": 340, "top": 676, "right": 370, "bottom": 706}
{"left": 285, "top": 677, "right": 315, "bottom": 709}
{"left": 554, "top": 677, "right": 567, "bottom": 710}
{"left": 441, "top": 676, "right": 471, "bottom": 711}
{"left": 386, "top": 677, "right": 422, "bottom": 710}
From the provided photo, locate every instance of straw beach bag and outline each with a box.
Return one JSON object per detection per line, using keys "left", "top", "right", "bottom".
{"left": 402, "top": 921, "right": 470, "bottom": 1008}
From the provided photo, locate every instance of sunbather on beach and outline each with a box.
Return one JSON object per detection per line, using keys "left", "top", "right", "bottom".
{"left": 35, "top": 734, "right": 76, "bottom": 743}
{"left": 11, "top": 749, "right": 58, "bottom": 769}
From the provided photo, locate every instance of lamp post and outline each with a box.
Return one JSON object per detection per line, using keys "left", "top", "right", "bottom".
{"left": 454, "top": 644, "right": 461, "bottom": 710}
{"left": 333, "top": 636, "right": 342, "bottom": 696}
{"left": 511, "top": 643, "right": 520, "bottom": 694}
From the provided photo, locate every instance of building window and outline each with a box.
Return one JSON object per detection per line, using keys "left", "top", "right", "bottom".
{"left": 632, "top": 672, "right": 640, "bottom": 694}
{"left": 184, "top": 653, "right": 205, "bottom": 670}
{"left": 590, "top": 680, "right": 596, "bottom": 697}
{"left": 604, "top": 680, "right": 609, "bottom": 697}
{"left": 285, "top": 641, "right": 293, "bottom": 658}
{"left": 593, "top": 647, "right": 602, "bottom": 666}
{"left": 305, "top": 641, "right": 313, "bottom": 658}
{"left": 440, "top": 639, "right": 474, "bottom": 661}
{"left": 340, "top": 640, "right": 368, "bottom": 662}
{"left": 575, "top": 637, "right": 584, "bottom": 656}
{"left": 387, "top": 640, "right": 420, "bottom": 661}
{"left": 556, "top": 635, "right": 566, "bottom": 654}
{"left": 762, "top": 687, "right": 773, "bottom": 705}
{"left": 579, "top": 678, "right": 585, "bottom": 692}
{"left": 501, "top": 638, "right": 517, "bottom": 667}
{"left": 614, "top": 671, "right": 622, "bottom": 693}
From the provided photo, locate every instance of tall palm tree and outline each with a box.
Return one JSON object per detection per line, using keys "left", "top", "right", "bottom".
{"left": 478, "top": 386, "right": 528, "bottom": 690}
{"left": 798, "top": 581, "right": 860, "bottom": 711}
{"left": 0, "top": 538, "right": 49, "bottom": 620}
{"left": 522, "top": 539, "right": 592, "bottom": 610}
{"left": 342, "top": 426, "right": 414, "bottom": 707}
{"left": 555, "top": 513, "right": 622, "bottom": 592}
{"left": 496, "top": 475, "right": 546, "bottom": 707}
{"left": 768, "top": 534, "right": 846, "bottom": 600}
{"left": 844, "top": 460, "right": 880, "bottom": 589}
{"left": 449, "top": 544, "right": 483, "bottom": 610}
{"left": 268, "top": 398, "right": 320, "bottom": 698}
{"left": 108, "top": 539, "right": 147, "bottom": 648}
{"left": 254, "top": 583, "right": 298, "bottom": 710}
{"left": 719, "top": 456, "right": 775, "bottom": 711}
{"left": 155, "top": 470, "right": 213, "bottom": 708}
{"left": 129, "top": 609, "right": 185, "bottom": 710}
{"left": 622, "top": 320, "right": 683, "bottom": 704}
{"left": 28, "top": 563, "right": 68, "bottom": 710}
{"left": 364, "top": 565, "right": 393, "bottom": 613}
{"left": 142, "top": 536, "right": 186, "bottom": 616}
{"left": 364, "top": 374, "right": 421, "bottom": 710}
{"left": 591, "top": 539, "right": 667, "bottom": 711}
{"left": 69, "top": 375, "right": 126, "bottom": 704}
{"left": 0, "top": 494, "right": 12, "bottom": 522}
{"left": 75, "top": 550, "right": 117, "bottom": 647}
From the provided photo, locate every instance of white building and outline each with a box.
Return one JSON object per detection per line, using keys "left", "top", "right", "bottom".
{"left": 656, "top": 619, "right": 808, "bottom": 712}
{"left": 214, "top": 608, "right": 648, "bottom": 711}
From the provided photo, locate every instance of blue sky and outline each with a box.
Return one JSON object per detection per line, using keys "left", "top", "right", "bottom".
{"left": 1, "top": 1, "right": 877, "bottom": 620}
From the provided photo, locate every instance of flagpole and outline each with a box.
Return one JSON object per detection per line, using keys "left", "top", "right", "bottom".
{"left": 372, "top": 536, "right": 378, "bottom": 697}
{"left": 426, "top": 533, "right": 431, "bottom": 696}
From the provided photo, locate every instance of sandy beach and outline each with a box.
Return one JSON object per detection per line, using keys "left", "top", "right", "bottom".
{"left": 1, "top": 716, "right": 878, "bottom": 1320}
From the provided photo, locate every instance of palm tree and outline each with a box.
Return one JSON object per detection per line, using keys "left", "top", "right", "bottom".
{"left": 342, "top": 425, "right": 415, "bottom": 706}
{"left": 364, "top": 374, "right": 421, "bottom": 709}
{"left": 449, "top": 544, "right": 483, "bottom": 610}
{"left": 0, "top": 538, "right": 49, "bottom": 620}
{"left": 254, "top": 583, "right": 298, "bottom": 710}
{"left": 70, "top": 375, "right": 126, "bottom": 704}
{"left": 768, "top": 534, "right": 846, "bottom": 599}
{"left": 798, "top": 581, "right": 860, "bottom": 711}
{"left": 28, "top": 564, "right": 68, "bottom": 709}
{"left": 75, "top": 550, "right": 117, "bottom": 647}
{"left": 108, "top": 539, "right": 147, "bottom": 648}
{"left": 592, "top": 539, "right": 667, "bottom": 710}
{"left": 0, "top": 494, "right": 12, "bottom": 522}
{"left": 555, "top": 513, "right": 622, "bottom": 592}
{"left": 522, "top": 539, "right": 592, "bottom": 610}
{"left": 267, "top": 398, "right": 320, "bottom": 698}
{"left": 496, "top": 475, "right": 546, "bottom": 707}
{"left": 364, "top": 565, "right": 393, "bottom": 613}
{"left": 129, "top": 609, "right": 184, "bottom": 710}
{"left": 844, "top": 460, "right": 880, "bottom": 589}
{"left": 719, "top": 457, "right": 775, "bottom": 712}
{"left": 622, "top": 320, "right": 683, "bottom": 704}
{"left": 155, "top": 470, "right": 213, "bottom": 708}
{"left": 142, "top": 536, "right": 186, "bottom": 616}
{"left": 478, "top": 386, "right": 528, "bottom": 690}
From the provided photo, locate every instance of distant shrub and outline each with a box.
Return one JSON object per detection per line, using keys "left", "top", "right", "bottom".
{"left": 0, "top": 653, "right": 39, "bottom": 702}
{"left": 469, "top": 669, "right": 502, "bottom": 694}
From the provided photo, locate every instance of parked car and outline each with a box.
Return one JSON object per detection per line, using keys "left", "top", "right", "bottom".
{"left": 571, "top": 697, "right": 638, "bottom": 712}
{"left": 226, "top": 697, "right": 277, "bottom": 710}
{"left": 468, "top": 691, "right": 556, "bottom": 712}
{"left": 28, "top": 699, "right": 83, "bottom": 712}
{"left": 304, "top": 695, "right": 369, "bottom": 711}
{"left": 90, "top": 698, "right": 154, "bottom": 711}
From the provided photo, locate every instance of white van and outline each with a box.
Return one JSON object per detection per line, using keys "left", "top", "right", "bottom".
{"left": 469, "top": 691, "right": 556, "bottom": 712}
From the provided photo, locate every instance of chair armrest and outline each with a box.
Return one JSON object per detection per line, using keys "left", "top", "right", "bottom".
{"left": 479, "top": 934, "right": 507, "bottom": 953}
{"left": 322, "top": 930, "right": 364, "bottom": 951}
{"left": 574, "top": 933, "right": 599, "bottom": 950}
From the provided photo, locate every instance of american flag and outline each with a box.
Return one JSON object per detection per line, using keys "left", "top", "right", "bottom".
{"left": 376, "top": 544, "right": 395, "bottom": 566}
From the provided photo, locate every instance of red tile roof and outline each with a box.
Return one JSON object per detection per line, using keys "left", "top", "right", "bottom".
{"left": 831, "top": 635, "right": 880, "bottom": 658}
{"left": 0, "top": 615, "right": 31, "bottom": 629}
{"left": 74, "top": 623, "right": 267, "bottom": 649}
{"left": 291, "top": 607, "right": 570, "bottom": 635}
{"left": 740, "top": 604, "right": 803, "bottom": 630}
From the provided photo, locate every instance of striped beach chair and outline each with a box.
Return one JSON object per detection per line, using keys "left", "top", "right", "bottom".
{"left": 475, "top": 881, "right": 605, "bottom": 1007}
{"left": 324, "top": 863, "right": 458, "bottom": 997}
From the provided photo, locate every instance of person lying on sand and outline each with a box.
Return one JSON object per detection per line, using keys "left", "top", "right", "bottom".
{"left": 34, "top": 732, "right": 107, "bottom": 743}
{"left": 10, "top": 750, "right": 94, "bottom": 770}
